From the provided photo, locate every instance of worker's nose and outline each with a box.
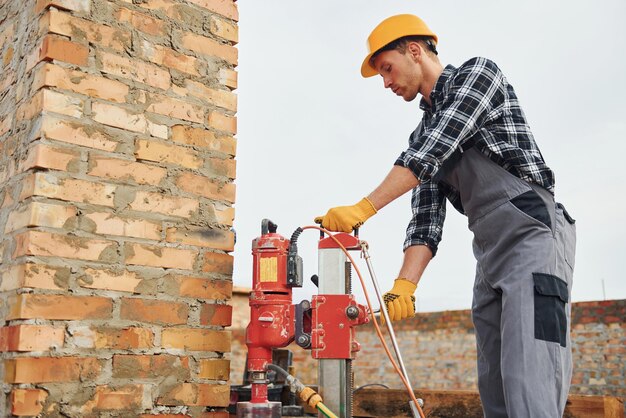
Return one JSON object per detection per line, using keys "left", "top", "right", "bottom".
{"left": 383, "top": 75, "right": 393, "bottom": 89}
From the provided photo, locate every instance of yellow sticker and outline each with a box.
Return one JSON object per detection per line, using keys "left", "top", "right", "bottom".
{"left": 259, "top": 257, "right": 278, "bottom": 282}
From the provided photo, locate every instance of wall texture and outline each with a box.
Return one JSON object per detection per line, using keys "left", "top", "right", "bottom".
{"left": 231, "top": 295, "right": 625, "bottom": 400}
{"left": 0, "top": 0, "right": 238, "bottom": 416}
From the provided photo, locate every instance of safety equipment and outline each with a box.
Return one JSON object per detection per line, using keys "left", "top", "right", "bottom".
{"left": 383, "top": 278, "right": 417, "bottom": 322}
{"left": 314, "top": 197, "right": 377, "bottom": 233}
{"left": 361, "top": 14, "right": 438, "bottom": 78}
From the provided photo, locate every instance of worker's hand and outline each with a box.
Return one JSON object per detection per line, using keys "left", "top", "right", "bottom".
{"left": 382, "top": 278, "right": 417, "bottom": 322}
{"left": 314, "top": 197, "right": 377, "bottom": 233}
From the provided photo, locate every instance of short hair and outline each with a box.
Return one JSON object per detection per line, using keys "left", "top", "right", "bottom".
{"left": 370, "top": 35, "right": 438, "bottom": 67}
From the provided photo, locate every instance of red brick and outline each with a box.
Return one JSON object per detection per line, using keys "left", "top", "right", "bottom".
{"left": 120, "top": 298, "right": 188, "bottom": 325}
{"left": 218, "top": 68, "right": 237, "bottom": 90}
{"left": 135, "top": 139, "right": 202, "bottom": 169}
{"left": 157, "top": 383, "right": 229, "bottom": 407}
{"left": 92, "top": 102, "right": 147, "bottom": 133}
{"left": 209, "top": 15, "right": 238, "bottom": 43}
{"left": 215, "top": 206, "right": 235, "bottom": 226}
{"left": 181, "top": 80, "right": 237, "bottom": 111}
{"left": 79, "top": 267, "right": 154, "bottom": 293}
{"left": 33, "top": 63, "right": 129, "bottom": 103}
{"left": 17, "top": 142, "right": 81, "bottom": 174}
{"left": 4, "top": 201, "right": 78, "bottom": 233}
{"left": 17, "top": 89, "right": 83, "bottom": 120}
{"left": 166, "top": 226, "right": 234, "bottom": 251}
{"left": 206, "top": 157, "right": 236, "bottom": 179}
{"left": 0, "top": 263, "right": 71, "bottom": 291}
{"left": 0, "top": 325, "right": 64, "bottom": 352}
{"left": 7, "top": 294, "right": 112, "bottom": 320}
{"left": 98, "top": 50, "right": 170, "bottom": 90}
{"left": 82, "top": 211, "right": 162, "bottom": 240}
{"left": 13, "top": 230, "right": 118, "bottom": 262}
{"left": 161, "top": 328, "right": 230, "bottom": 352}
{"left": 169, "top": 276, "right": 231, "bottom": 299}
{"left": 208, "top": 111, "right": 236, "bottom": 135}
{"left": 171, "top": 125, "right": 236, "bottom": 155}
{"left": 139, "top": 41, "right": 199, "bottom": 76}
{"left": 19, "top": 172, "right": 116, "bottom": 207}
{"left": 113, "top": 354, "right": 189, "bottom": 379}
{"left": 4, "top": 357, "right": 101, "bottom": 383}
{"left": 125, "top": 242, "right": 198, "bottom": 270}
{"left": 39, "top": 115, "right": 120, "bottom": 152}
{"left": 175, "top": 172, "right": 235, "bottom": 203}
{"left": 198, "top": 358, "right": 230, "bottom": 380}
{"left": 130, "top": 191, "right": 199, "bottom": 218}
{"left": 202, "top": 252, "right": 234, "bottom": 276}
{"left": 179, "top": 31, "right": 237, "bottom": 65}
{"left": 115, "top": 7, "right": 167, "bottom": 36}
{"left": 83, "top": 384, "right": 143, "bottom": 412}
{"left": 94, "top": 327, "right": 154, "bottom": 349}
{"left": 35, "top": 0, "right": 91, "bottom": 13}
{"left": 185, "top": 0, "right": 238, "bottom": 21}
{"left": 200, "top": 304, "right": 232, "bottom": 326}
{"left": 39, "top": 34, "right": 89, "bottom": 66}
{"left": 146, "top": 93, "right": 205, "bottom": 123}
{"left": 42, "top": 9, "right": 130, "bottom": 52}
{"left": 10, "top": 388, "right": 48, "bottom": 416}
{"left": 88, "top": 155, "right": 167, "bottom": 185}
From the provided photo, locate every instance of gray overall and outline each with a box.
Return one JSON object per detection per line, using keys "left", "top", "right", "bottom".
{"left": 442, "top": 148, "right": 576, "bottom": 417}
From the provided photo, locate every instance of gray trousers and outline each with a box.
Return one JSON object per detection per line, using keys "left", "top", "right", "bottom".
{"left": 443, "top": 149, "right": 576, "bottom": 417}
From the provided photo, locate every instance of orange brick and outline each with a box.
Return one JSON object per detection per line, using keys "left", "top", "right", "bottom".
{"left": 83, "top": 384, "right": 143, "bottom": 412}
{"left": 185, "top": 0, "right": 238, "bottom": 21}
{"left": 175, "top": 172, "right": 235, "bottom": 203}
{"left": 0, "top": 263, "right": 71, "bottom": 291}
{"left": 4, "top": 357, "right": 101, "bottom": 383}
{"left": 120, "top": 298, "right": 188, "bottom": 325}
{"left": 208, "top": 111, "right": 236, "bottom": 135}
{"left": 7, "top": 294, "right": 112, "bottom": 320}
{"left": 94, "top": 327, "right": 153, "bottom": 349}
{"left": 17, "top": 142, "right": 81, "bottom": 173}
{"left": 200, "top": 304, "right": 232, "bottom": 326}
{"left": 42, "top": 9, "right": 130, "bottom": 52}
{"left": 139, "top": 41, "right": 199, "bottom": 76}
{"left": 39, "top": 34, "right": 89, "bottom": 66}
{"left": 125, "top": 242, "right": 197, "bottom": 270}
{"left": 130, "top": 191, "right": 199, "bottom": 218}
{"left": 113, "top": 354, "right": 189, "bottom": 379}
{"left": 17, "top": 89, "right": 83, "bottom": 120}
{"left": 98, "top": 50, "right": 170, "bottom": 90}
{"left": 79, "top": 267, "right": 152, "bottom": 293}
{"left": 135, "top": 139, "right": 202, "bottom": 169}
{"left": 182, "top": 80, "right": 237, "bottom": 111}
{"left": 171, "top": 125, "right": 236, "bottom": 155}
{"left": 11, "top": 388, "right": 48, "bottom": 416}
{"left": 0, "top": 325, "right": 64, "bottom": 352}
{"left": 13, "top": 230, "right": 118, "bottom": 262}
{"left": 115, "top": 7, "right": 166, "bottom": 36}
{"left": 35, "top": 0, "right": 91, "bottom": 13}
{"left": 209, "top": 15, "right": 238, "bottom": 43}
{"left": 215, "top": 206, "right": 234, "bottom": 226}
{"left": 92, "top": 102, "right": 147, "bottom": 133}
{"left": 39, "top": 115, "right": 119, "bottom": 152}
{"left": 179, "top": 31, "right": 237, "bottom": 65}
{"left": 82, "top": 212, "right": 162, "bottom": 240}
{"left": 169, "top": 276, "right": 231, "bottom": 299}
{"left": 4, "top": 201, "right": 78, "bottom": 233}
{"left": 33, "top": 63, "right": 129, "bottom": 103}
{"left": 166, "top": 226, "right": 234, "bottom": 251}
{"left": 206, "top": 157, "right": 236, "bottom": 179}
{"left": 198, "top": 358, "right": 230, "bottom": 380}
{"left": 88, "top": 155, "right": 166, "bottom": 185}
{"left": 157, "top": 383, "right": 229, "bottom": 407}
{"left": 146, "top": 93, "right": 205, "bottom": 123}
{"left": 218, "top": 68, "right": 237, "bottom": 90}
{"left": 202, "top": 252, "right": 234, "bottom": 276}
{"left": 161, "top": 328, "right": 230, "bottom": 352}
{"left": 19, "top": 172, "right": 116, "bottom": 207}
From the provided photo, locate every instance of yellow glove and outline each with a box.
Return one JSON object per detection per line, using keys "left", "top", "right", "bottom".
{"left": 314, "top": 197, "right": 377, "bottom": 233}
{"left": 382, "top": 278, "right": 417, "bottom": 322}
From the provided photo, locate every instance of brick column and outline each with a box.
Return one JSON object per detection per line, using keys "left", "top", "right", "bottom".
{"left": 0, "top": 0, "right": 237, "bottom": 416}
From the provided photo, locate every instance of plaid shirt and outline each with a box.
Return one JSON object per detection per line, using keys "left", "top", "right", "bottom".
{"left": 395, "top": 57, "right": 554, "bottom": 255}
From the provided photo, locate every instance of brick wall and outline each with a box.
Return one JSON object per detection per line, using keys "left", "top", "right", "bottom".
{"left": 0, "top": 0, "right": 237, "bottom": 416}
{"left": 231, "top": 295, "right": 625, "bottom": 399}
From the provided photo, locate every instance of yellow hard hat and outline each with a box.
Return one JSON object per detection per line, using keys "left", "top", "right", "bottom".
{"left": 360, "top": 14, "right": 438, "bottom": 78}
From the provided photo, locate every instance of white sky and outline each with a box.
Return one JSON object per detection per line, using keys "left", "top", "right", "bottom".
{"left": 233, "top": 1, "right": 626, "bottom": 312}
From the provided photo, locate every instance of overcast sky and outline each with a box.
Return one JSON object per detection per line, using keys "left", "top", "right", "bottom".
{"left": 232, "top": 1, "right": 626, "bottom": 312}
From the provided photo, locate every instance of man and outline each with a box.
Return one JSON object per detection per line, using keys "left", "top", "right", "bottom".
{"left": 314, "top": 14, "right": 576, "bottom": 418}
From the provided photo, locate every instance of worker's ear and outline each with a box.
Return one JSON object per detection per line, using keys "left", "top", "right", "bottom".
{"left": 407, "top": 42, "right": 422, "bottom": 63}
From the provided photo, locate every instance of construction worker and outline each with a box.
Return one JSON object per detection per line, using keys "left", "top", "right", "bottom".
{"left": 314, "top": 14, "right": 576, "bottom": 418}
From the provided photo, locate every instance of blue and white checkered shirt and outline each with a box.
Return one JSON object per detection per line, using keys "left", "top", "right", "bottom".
{"left": 395, "top": 57, "right": 554, "bottom": 255}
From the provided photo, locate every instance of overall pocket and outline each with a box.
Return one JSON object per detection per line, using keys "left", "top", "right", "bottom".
{"left": 533, "top": 273, "right": 568, "bottom": 347}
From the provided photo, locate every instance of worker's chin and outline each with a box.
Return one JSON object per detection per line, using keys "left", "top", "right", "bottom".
{"left": 402, "top": 92, "right": 418, "bottom": 102}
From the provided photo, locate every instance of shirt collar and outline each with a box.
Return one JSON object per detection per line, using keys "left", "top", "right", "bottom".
{"left": 419, "top": 64, "right": 457, "bottom": 113}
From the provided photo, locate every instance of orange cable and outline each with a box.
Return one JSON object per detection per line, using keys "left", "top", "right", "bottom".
{"left": 302, "top": 226, "right": 426, "bottom": 418}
